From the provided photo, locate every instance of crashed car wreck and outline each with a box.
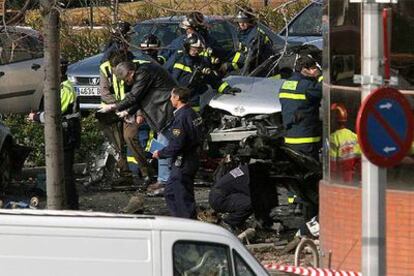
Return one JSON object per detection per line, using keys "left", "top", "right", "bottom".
{"left": 0, "top": 121, "right": 31, "bottom": 192}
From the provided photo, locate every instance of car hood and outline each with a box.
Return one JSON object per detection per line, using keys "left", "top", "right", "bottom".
{"left": 207, "top": 76, "right": 282, "bottom": 117}
{"left": 67, "top": 53, "right": 103, "bottom": 77}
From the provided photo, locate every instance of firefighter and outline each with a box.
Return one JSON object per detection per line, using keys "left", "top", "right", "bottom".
{"left": 159, "top": 12, "right": 226, "bottom": 68}
{"left": 279, "top": 47, "right": 323, "bottom": 161}
{"left": 152, "top": 87, "right": 202, "bottom": 218}
{"left": 139, "top": 34, "right": 164, "bottom": 64}
{"left": 98, "top": 61, "right": 177, "bottom": 199}
{"left": 98, "top": 50, "right": 154, "bottom": 186}
{"left": 329, "top": 103, "right": 361, "bottom": 182}
{"left": 28, "top": 60, "right": 81, "bottom": 210}
{"left": 101, "top": 21, "right": 132, "bottom": 63}
{"left": 209, "top": 162, "right": 278, "bottom": 231}
{"left": 224, "top": 6, "right": 273, "bottom": 74}
{"left": 168, "top": 33, "right": 241, "bottom": 111}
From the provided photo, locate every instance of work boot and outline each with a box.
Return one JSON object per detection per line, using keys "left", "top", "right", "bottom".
{"left": 146, "top": 181, "right": 164, "bottom": 192}
{"left": 146, "top": 187, "right": 164, "bottom": 197}
{"left": 121, "top": 193, "right": 145, "bottom": 214}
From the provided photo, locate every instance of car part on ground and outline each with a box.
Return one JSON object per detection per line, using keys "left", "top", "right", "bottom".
{"left": 0, "top": 122, "right": 31, "bottom": 193}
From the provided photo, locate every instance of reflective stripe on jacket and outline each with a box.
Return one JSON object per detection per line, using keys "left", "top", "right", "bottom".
{"left": 100, "top": 59, "right": 151, "bottom": 102}
{"left": 61, "top": 80, "right": 79, "bottom": 118}
{"left": 280, "top": 72, "right": 322, "bottom": 145}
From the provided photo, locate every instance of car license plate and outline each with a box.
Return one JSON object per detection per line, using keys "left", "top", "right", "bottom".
{"left": 76, "top": 86, "right": 100, "bottom": 96}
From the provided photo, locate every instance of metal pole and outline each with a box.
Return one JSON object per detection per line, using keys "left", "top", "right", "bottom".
{"left": 361, "top": 2, "right": 386, "bottom": 275}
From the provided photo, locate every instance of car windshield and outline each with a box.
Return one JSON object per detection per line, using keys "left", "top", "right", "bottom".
{"left": 131, "top": 22, "right": 182, "bottom": 47}
{"left": 288, "top": 4, "right": 322, "bottom": 36}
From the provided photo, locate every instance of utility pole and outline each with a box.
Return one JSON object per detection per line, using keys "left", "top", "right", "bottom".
{"left": 39, "top": 0, "right": 65, "bottom": 210}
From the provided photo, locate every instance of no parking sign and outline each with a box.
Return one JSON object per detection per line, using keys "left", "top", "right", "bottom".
{"left": 356, "top": 87, "right": 414, "bottom": 167}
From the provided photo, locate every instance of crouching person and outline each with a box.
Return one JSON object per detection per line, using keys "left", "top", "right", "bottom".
{"left": 152, "top": 87, "right": 202, "bottom": 219}
{"left": 28, "top": 60, "right": 81, "bottom": 210}
{"left": 209, "top": 162, "right": 278, "bottom": 232}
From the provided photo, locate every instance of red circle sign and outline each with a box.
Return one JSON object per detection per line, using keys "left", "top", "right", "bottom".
{"left": 356, "top": 87, "right": 414, "bottom": 167}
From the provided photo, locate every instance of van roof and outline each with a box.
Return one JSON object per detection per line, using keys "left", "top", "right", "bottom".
{"left": 0, "top": 209, "right": 232, "bottom": 237}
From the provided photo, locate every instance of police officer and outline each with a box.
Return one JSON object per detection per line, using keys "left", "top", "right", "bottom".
{"left": 28, "top": 60, "right": 81, "bottom": 210}
{"left": 209, "top": 165, "right": 252, "bottom": 230}
{"left": 209, "top": 162, "right": 277, "bottom": 231}
{"left": 159, "top": 12, "right": 226, "bottom": 68}
{"left": 139, "top": 34, "right": 164, "bottom": 65}
{"left": 101, "top": 21, "right": 132, "bottom": 63}
{"left": 225, "top": 6, "right": 273, "bottom": 74}
{"left": 151, "top": 87, "right": 202, "bottom": 219}
{"left": 168, "top": 33, "right": 240, "bottom": 111}
{"left": 279, "top": 46, "right": 323, "bottom": 161}
{"left": 99, "top": 50, "right": 153, "bottom": 185}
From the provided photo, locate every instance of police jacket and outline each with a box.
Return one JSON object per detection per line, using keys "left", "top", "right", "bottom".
{"left": 115, "top": 62, "right": 177, "bottom": 133}
{"left": 212, "top": 165, "right": 250, "bottom": 196}
{"left": 158, "top": 105, "right": 202, "bottom": 159}
{"left": 33, "top": 80, "right": 81, "bottom": 147}
{"left": 169, "top": 53, "right": 230, "bottom": 106}
{"left": 229, "top": 25, "right": 273, "bottom": 73}
{"left": 280, "top": 72, "right": 322, "bottom": 145}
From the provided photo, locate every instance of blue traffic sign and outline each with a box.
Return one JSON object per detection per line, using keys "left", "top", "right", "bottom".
{"left": 357, "top": 87, "right": 414, "bottom": 167}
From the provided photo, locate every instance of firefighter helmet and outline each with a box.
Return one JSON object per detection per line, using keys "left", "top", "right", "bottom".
{"left": 111, "top": 21, "right": 131, "bottom": 36}
{"left": 295, "top": 45, "right": 322, "bottom": 71}
{"left": 331, "top": 103, "right": 348, "bottom": 123}
{"left": 140, "top": 34, "right": 161, "bottom": 50}
{"left": 184, "top": 33, "right": 205, "bottom": 51}
{"left": 180, "top": 12, "right": 206, "bottom": 30}
{"left": 234, "top": 6, "right": 255, "bottom": 23}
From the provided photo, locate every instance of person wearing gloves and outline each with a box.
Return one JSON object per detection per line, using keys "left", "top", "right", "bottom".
{"left": 98, "top": 60, "right": 177, "bottom": 196}
{"left": 167, "top": 33, "right": 241, "bottom": 112}
{"left": 28, "top": 60, "right": 81, "bottom": 210}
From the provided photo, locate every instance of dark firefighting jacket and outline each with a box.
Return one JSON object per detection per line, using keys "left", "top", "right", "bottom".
{"left": 280, "top": 72, "right": 323, "bottom": 146}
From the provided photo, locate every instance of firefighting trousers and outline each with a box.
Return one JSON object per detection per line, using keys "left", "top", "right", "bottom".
{"left": 123, "top": 122, "right": 151, "bottom": 177}
{"left": 97, "top": 118, "right": 129, "bottom": 173}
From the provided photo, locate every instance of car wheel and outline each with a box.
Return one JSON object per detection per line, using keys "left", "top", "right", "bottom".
{"left": 0, "top": 146, "right": 11, "bottom": 192}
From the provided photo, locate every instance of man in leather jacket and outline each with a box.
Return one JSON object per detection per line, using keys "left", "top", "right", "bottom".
{"left": 98, "top": 61, "right": 178, "bottom": 191}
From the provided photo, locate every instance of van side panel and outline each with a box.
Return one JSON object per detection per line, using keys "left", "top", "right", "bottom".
{"left": 0, "top": 225, "right": 153, "bottom": 276}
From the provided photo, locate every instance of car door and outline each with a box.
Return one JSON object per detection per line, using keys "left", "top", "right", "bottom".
{"left": 0, "top": 31, "right": 44, "bottom": 113}
{"left": 0, "top": 33, "right": 11, "bottom": 100}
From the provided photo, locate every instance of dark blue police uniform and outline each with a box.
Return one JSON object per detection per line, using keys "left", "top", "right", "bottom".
{"left": 158, "top": 105, "right": 202, "bottom": 218}
{"left": 209, "top": 165, "right": 252, "bottom": 227}
{"left": 279, "top": 72, "right": 323, "bottom": 160}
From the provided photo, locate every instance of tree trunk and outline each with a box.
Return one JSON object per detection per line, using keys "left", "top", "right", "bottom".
{"left": 40, "top": 0, "right": 65, "bottom": 210}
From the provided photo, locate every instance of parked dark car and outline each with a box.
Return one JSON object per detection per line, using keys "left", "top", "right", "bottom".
{"left": 67, "top": 16, "right": 284, "bottom": 110}
{"left": 279, "top": 0, "right": 323, "bottom": 49}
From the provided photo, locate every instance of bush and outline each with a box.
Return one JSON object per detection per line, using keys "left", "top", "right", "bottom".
{"left": 3, "top": 113, "right": 104, "bottom": 166}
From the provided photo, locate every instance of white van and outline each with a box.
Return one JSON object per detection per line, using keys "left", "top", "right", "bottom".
{"left": 0, "top": 209, "right": 269, "bottom": 276}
